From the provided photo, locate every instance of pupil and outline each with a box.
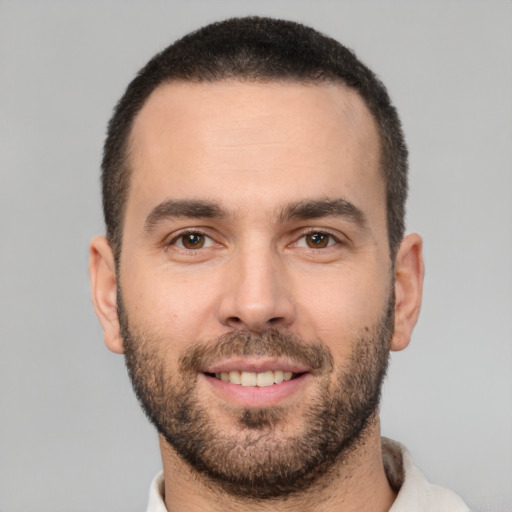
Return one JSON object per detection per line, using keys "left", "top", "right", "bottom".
{"left": 308, "top": 233, "right": 328, "bottom": 248}
{"left": 184, "top": 234, "right": 203, "bottom": 248}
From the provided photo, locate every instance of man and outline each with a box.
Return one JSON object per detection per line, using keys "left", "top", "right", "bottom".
{"left": 89, "top": 17, "right": 469, "bottom": 511}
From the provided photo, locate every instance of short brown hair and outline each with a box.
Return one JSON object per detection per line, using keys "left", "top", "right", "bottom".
{"left": 102, "top": 16, "right": 408, "bottom": 260}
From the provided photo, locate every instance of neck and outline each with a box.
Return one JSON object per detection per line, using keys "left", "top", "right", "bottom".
{"left": 159, "top": 418, "right": 396, "bottom": 512}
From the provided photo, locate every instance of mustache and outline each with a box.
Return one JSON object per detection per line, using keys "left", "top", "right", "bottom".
{"left": 179, "top": 328, "right": 334, "bottom": 374}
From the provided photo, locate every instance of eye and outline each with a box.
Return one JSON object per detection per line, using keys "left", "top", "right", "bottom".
{"left": 171, "top": 232, "right": 214, "bottom": 250}
{"left": 297, "top": 232, "right": 338, "bottom": 249}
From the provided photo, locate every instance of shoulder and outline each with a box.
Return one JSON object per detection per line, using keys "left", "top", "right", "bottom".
{"left": 383, "top": 438, "right": 471, "bottom": 512}
{"left": 146, "top": 471, "right": 167, "bottom": 512}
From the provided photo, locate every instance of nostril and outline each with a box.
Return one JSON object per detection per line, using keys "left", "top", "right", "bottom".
{"left": 224, "top": 315, "right": 284, "bottom": 332}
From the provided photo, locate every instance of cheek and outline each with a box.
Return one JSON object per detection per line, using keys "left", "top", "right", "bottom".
{"left": 120, "top": 260, "right": 219, "bottom": 348}
{"left": 292, "top": 264, "right": 390, "bottom": 352}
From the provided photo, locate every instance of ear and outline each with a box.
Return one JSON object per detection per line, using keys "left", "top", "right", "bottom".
{"left": 89, "top": 236, "right": 124, "bottom": 354}
{"left": 391, "top": 233, "right": 424, "bottom": 352}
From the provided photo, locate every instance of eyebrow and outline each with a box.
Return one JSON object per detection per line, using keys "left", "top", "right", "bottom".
{"left": 144, "top": 197, "right": 367, "bottom": 232}
{"left": 144, "top": 199, "right": 227, "bottom": 231}
{"left": 278, "top": 198, "right": 367, "bottom": 228}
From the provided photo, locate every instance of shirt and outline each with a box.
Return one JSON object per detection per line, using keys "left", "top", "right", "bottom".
{"left": 145, "top": 438, "right": 470, "bottom": 511}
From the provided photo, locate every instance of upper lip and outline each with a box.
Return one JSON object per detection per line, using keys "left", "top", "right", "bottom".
{"left": 203, "top": 357, "right": 311, "bottom": 375}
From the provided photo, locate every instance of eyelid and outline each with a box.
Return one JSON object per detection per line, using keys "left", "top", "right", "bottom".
{"left": 292, "top": 228, "right": 345, "bottom": 249}
{"left": 166, "top": 228, "right": 216, "bottom": 250}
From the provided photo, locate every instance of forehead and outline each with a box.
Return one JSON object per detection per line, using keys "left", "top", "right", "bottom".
{"left": 126, "top": 80, "right": 383, "bottom": 224}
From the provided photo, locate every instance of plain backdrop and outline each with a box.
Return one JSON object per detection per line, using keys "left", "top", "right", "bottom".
{"left": 1, "top": 1, "right": 511, "bottom": 511}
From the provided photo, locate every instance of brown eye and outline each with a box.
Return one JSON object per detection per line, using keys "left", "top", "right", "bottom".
{"left": 305, "top": 232, "right": 331, "bottom": 248}
{"left": 179, "top": 233, "right": 206, "bottom": 249}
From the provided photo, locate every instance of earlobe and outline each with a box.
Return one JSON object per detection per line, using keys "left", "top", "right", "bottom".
{"left": 391, "top": 233, "right": 424, "bottom": 352}
{"left": 89, "top": 236, "right": 124, "bottom": 354}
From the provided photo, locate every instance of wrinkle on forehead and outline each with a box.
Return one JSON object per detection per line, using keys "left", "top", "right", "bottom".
{"left": 123, "top": 80, "right": 385, "bottom": 244}
{"left": 128, "top": 81, "right": 379, "bottom": 169}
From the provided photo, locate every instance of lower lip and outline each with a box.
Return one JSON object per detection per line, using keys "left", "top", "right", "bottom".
{"left": 201, "top": 373, "right": 309, "bottom": 407}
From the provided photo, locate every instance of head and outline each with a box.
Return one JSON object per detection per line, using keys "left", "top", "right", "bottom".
{"left": 90, "top": 16, "right": 423, "bottom": 501}
{"left": 101, "top": 16, "right": 408, "bottom": 263}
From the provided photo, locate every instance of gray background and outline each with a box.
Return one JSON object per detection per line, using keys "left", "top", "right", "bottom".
{"left": 1, "top": 1, "right": 511, "bottom": 511}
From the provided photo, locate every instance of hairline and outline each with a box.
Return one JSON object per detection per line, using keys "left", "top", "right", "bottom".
{"left": 114, "top": 76, "right": 389, "bottom": 265}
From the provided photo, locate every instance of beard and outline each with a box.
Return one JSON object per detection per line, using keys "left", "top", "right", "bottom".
{"left": 120, "top": 295, "right": 394, "bottom": 500}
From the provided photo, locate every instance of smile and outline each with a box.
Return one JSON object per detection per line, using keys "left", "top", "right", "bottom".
{"left": 201, "top": 357, "right": 311, "bottom": 405}
{"left": 208, "top": 370, "right": 300, "bottom": 387}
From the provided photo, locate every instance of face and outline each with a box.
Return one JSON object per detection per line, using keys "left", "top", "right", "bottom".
{"left": 96, "top": 81, "right": 406, "bottom": 498}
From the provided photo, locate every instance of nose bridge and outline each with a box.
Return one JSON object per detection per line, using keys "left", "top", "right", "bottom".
{"left": 218, "top": 237, "right": 294, "bottom": 332}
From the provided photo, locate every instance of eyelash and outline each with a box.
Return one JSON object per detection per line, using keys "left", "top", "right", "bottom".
{"left": 293, "top": 229, "right": 342, "bottom": 250}
{"left": 166, "top": 228, "right": 342, "bottom": 252}
{"left": 166, "top": 229, "right": 214, "bottom": 251}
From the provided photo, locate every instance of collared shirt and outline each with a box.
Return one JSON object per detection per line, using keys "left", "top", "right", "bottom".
{"left": 146, "top": 438, "right": 470, "bottom": 511}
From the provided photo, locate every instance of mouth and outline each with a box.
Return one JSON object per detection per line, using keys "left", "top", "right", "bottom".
{"left": 204, "top": 370, "right": 305, "bottom": 387}
{"left": 200, "top": 359, "right": 311, "bottom": 407}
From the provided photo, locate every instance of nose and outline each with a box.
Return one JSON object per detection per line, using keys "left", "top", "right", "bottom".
{"left": 216, "top": 245, "right": 296, "bottom": 333}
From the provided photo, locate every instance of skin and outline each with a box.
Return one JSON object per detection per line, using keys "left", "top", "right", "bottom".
{"left": 90, "top": 81, "right": 424, "bottom": 512}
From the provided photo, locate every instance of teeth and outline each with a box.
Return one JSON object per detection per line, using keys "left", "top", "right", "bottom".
{"left": 241, "top": 371, "right": 257, "bottom": 387}
{"left": 256, "top": 371, "right": 274, "bottom": 387}
{"left": 229, "top": 370, "right": 241, "bottom": 384}
{"left": 214, "top": 370, "right": 296, "bottom": 386}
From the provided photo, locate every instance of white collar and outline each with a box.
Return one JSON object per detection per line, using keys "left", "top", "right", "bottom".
{"left": 146, "top": 438, "right": 469, "bottom": 512}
